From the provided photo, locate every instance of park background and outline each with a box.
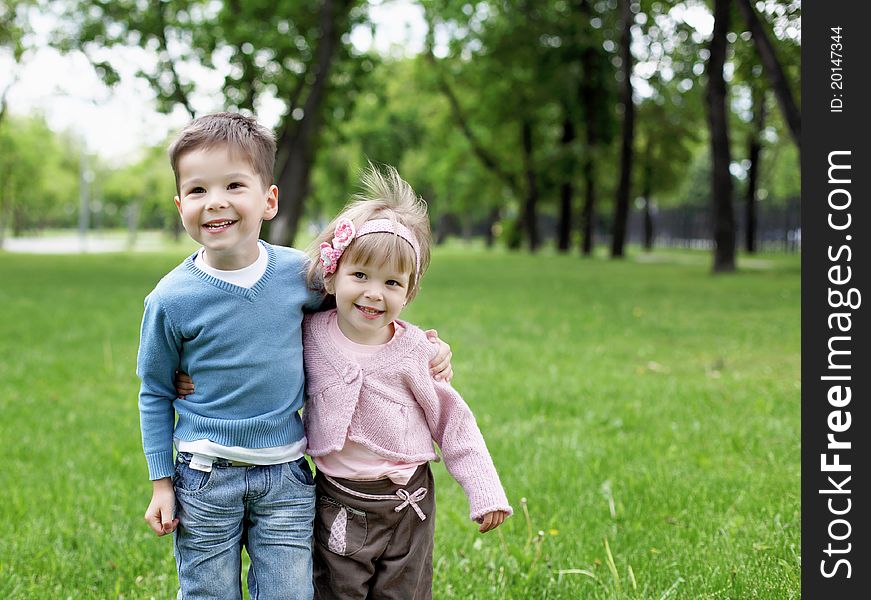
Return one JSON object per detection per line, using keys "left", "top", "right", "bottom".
{"left": 0, "top": 0, "right": 800, "bottom": 598}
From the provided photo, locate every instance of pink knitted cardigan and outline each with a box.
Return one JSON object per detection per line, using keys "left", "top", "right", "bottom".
{"left": 303, "top": 310, "right": 512, "bottom": 521}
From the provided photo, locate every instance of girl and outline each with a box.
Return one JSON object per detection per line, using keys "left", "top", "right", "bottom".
{"left": 304, "top": 164, "right": 511, "bottom": 599}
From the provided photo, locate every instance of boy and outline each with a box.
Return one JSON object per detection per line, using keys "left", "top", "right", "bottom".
{"left": 137, "top": 112, "right": 451, "bottom": 599}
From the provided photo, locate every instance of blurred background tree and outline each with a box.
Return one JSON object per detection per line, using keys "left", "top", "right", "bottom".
{"left": 1, "top": 0, "right": 800, "bottom": 270}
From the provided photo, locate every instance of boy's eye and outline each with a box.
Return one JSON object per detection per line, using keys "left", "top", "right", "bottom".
{"left": 228, "top": 182, "right": 244, "bottom": 189}
{"left": 189, "top": 187, "right": 206, "bottom": 194}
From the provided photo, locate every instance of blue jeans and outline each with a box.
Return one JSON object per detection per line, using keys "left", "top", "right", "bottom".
{"left": 173, "top": 453, "right": 316, "bottom": 600}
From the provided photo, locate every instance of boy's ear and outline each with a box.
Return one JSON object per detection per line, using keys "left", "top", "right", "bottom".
{"left": 262, "top": 185, "right": 279, "bottom": 221}
{"left": 174, "top": 196, "right": 182, "bottom": 216}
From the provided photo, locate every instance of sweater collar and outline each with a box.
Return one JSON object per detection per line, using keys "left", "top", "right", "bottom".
{"left": 183, "top": 241, "right": 277, "bottom": 300}
{"left": 308, "top": 309, "right": 423, "bottom": 377}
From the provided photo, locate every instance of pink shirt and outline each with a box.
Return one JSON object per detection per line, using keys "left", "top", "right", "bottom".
{"left": 313, "top": 313, "right": 423, "bottom": 485}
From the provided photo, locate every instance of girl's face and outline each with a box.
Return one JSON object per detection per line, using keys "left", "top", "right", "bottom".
{"left": 329, "top": 257, "right": 411, "bottom": 345}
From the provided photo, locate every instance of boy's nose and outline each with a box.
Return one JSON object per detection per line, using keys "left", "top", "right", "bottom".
{"left": 205, "top": 193, "right": 229, "bottom": 209}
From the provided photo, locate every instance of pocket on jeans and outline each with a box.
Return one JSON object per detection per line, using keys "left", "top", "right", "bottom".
{"left": 173, "top": 461, "right": 212, "bottom": 494}
{"left": 315, "top": 495, "right": 367, "bottom": 557}
{"left": 282, "top": 458, "right": 315, "bottom": 488}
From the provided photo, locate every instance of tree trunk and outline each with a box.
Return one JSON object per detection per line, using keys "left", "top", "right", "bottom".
{"left": 268, "top": 0, "right": 351, "bottom": 247}
{"left": 0, "top": 169, "right": 9, "bottom": 249}
{"left": 520, "top": 120, "right": 539, "bottom": 251}
{"left": 557, "top": 115, "right": 576, "bottom": 252}
{"left": 578, "top": 0, "right": 599, "bottom": 256}
{"left": 642, "top": 197, "right": 653, "bottom": 250}
{"left": 706, "top": 0, "right": 736, "bottom": 273}
{"left": 611, "top": 0, "right": 635, "bottom": 258}
{"left": 745, "top": 86, "right": 765, "bottom": 253}
{"left": 734, "top": 0, "right": 800, "bottom": 152}
{"left": 12, "top": 200, "right": 24, "bottom": 237}
{"left": 0, "top": 81, "right": 11, "bottom": 128}
{"left": 126, "top": 200, "right": 140, "bottom": 251}
{"left": 484, "top": 206, "right": 500, "bottom": 248}
{"left": 580, "top": 155, "right": 597, "bottom": 255}
{"left": 641, "top": 139, "right": 654, "bottom": 251}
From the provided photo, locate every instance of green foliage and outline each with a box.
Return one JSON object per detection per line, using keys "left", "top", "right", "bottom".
{"left": 57, "top": 0, "right": 368, "bottom": 127}
{"left": 310, "top": 55, "right": 508, "bottom": 230}
{"left": 0, "top": 115, "right": 81, "bottom": 235}
{"left": 728, "top": 0, "right": 801, "bottom": 200}
{"left": 0, "top": 115, "right": 182, "bottom": 237}
{"left": 0, "top": 248, "right": 800, "bottom": 598}
{"left": 759, "top": 128, "right": 799, "bottom": 201}
{"left": 0, "top": 0, "right": 31, "bottom": 61}
{"left": 100, "top": 144, "right": 179, "bottom": 230}
{"left": 27, "top": 0, "right": 802, "bottom": 250}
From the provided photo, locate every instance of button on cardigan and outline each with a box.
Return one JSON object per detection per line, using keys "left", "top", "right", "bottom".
{"left": 303, "top": 310, "right": 512, "bottom": 521}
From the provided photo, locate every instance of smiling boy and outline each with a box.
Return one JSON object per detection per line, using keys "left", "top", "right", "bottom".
{"left": 138, "top": 113, "right": 319, "bottom": 599}
{"left": 136, "top": 113, "right": 450, "bottom": 599}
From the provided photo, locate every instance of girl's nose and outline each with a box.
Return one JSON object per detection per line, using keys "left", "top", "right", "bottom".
{"left": 364, "top": 286, "right": 383, "bottom": 300}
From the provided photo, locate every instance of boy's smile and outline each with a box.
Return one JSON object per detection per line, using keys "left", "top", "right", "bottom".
{"left": 202, "top": 219, "right": 238, "bottom": 232}
{"left": 174, "top": 145, "right": 278, "bottom": 270}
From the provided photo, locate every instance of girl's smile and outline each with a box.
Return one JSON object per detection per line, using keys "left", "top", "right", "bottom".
{"left": 355, "top": 304, "right": 385, "bottom": 319}
{"left": 329, "top": 258, "right": 410, "bottom": 345}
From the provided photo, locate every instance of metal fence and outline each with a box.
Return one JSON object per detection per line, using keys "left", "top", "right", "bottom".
{"left": 625, "top": 196, "right": 801, "bottom": 252}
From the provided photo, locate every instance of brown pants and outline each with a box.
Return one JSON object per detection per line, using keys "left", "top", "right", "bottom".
{"left": 313, "top": 464, "right": 436, "bottom": 600}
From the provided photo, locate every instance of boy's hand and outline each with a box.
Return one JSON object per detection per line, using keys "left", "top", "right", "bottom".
{"left": 425, "top": 329, "right": 452, "bottom": 382}
{"left": 145, "top": 478, "right": 179, "bottom": 536}
{"left": 175, "top": 370, "right": 195, "bottom": 398}
{"left": 477, "top": 510, "right": 508, "bottom": 533}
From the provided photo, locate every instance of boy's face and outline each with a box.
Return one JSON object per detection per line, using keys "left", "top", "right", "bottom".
{"left": 174, "top": 145, "right": 278, "bottom": 270}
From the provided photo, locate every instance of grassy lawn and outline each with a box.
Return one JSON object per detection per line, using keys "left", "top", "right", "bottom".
{"left": 0, "top": 246, "right": 800, "bottom": 599}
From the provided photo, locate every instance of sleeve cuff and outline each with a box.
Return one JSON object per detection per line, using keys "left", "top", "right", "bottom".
{"left": 145, "top": 451, "right": 175, "bottom": 480}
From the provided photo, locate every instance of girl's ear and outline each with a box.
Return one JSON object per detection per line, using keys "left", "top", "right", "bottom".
{"left": 323, "top": 275, "right": 336, "bottom": 295}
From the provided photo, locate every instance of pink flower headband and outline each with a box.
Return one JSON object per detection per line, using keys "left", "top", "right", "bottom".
{"left": 319, "top": 217, "right": 421, "bottom": 277}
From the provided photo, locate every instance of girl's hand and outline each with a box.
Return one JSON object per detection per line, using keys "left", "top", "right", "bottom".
{"left": 175, "top": 370, "right": 195, "bottom": 398}
{"left": 477, "top": 510, "right": 508, "bottom": 533}
{"left": 425, "top": 329, "right": 453, "bottom": 382}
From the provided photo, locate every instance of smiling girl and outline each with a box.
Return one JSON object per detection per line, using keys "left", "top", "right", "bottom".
{"left": 303, "top": 164, "right": 512, "bottom": 599}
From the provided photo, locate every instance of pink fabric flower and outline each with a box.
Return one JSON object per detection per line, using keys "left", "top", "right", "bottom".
{"left": 332, "top": 219, "right": 356, "bottom": 248}
{"left": 319, "top": 218, "right": 357, "bottom": 274}
{"left": 319, "top": 243, "right": 342, "bottom": 274}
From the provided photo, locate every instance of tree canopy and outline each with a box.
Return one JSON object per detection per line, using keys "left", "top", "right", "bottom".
{"left": 3, "top": 0, "right": 801, "bottom": 267}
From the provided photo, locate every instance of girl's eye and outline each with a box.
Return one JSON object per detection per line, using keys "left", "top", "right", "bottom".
{"left": 386, "top": 280, "right": 401, "bottom": 287}
{"left": 353, "top": 272, "right": 366, "bottom": 279}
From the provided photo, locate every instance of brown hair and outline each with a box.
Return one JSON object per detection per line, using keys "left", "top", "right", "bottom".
{"left": 168, "top": 112, "right": 276, "bottom": 193}
{"left": 307, "top": 163, "right": 432, "bottom": 304}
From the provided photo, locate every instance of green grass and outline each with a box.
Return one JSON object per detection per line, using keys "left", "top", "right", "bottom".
{"left": 0, "top": 247, "right": 800, "bottom": 599}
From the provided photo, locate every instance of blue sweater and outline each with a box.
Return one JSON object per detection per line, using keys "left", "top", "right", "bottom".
{"left": 136, "top": 243, "right": 320, "bottom": 480}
